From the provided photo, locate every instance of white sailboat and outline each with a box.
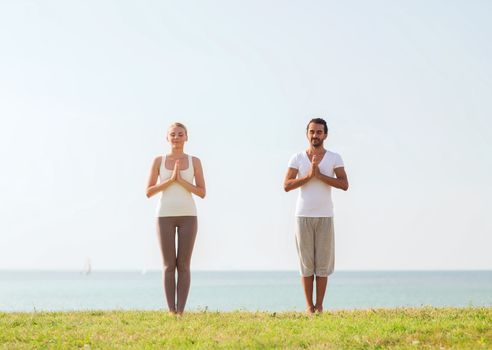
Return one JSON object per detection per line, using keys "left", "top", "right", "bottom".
{"left": 83, "top": 258, "right": 92, "bottom": 275}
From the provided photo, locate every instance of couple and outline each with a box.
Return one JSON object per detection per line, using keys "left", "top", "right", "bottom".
{"left": 145, "top": 118, "right": 349, "bottom": 315}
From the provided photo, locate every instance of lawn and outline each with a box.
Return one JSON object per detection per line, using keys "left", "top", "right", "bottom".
{"left": 1, "top": 307, "right": 490, "bottom": 349}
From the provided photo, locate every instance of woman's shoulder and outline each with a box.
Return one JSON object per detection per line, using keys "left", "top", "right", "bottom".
{"left": 190, "top": 156, "right": 203, "bottom": 169}
{"left": 152, "top": 155, "right": 164, "bottom": 167}
{"left": 191, "top": 155, "right": 202, "bottom": 163}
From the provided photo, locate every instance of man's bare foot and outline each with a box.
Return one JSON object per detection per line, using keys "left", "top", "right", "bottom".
{"left": 314, "top": 305, "right": 323, "bottom": 313}
{"left": 306, "top": 306, "right": 315, "bottom": 314}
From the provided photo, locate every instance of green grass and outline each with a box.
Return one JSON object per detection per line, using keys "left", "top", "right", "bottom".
{"left": 1, "top": 307, "right": 490, "bottom": 349}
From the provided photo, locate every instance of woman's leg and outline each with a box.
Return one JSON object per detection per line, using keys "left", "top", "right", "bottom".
{"left": 157, "top": 217, "right": 177, "bottom": 312}
{"left": 175, "top": 216, "right": 198, "bottom": 313}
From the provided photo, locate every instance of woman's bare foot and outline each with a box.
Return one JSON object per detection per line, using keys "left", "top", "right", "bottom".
{"left": 314, "top": 305, "right": 323, "bottom": 314}
{"left": 306, "top": 305, "right": 315, "bottom": 314}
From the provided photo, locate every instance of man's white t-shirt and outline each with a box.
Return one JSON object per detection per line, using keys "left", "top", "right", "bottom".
{"left": 288, "top": 150, "right": 344, "bottom": 217}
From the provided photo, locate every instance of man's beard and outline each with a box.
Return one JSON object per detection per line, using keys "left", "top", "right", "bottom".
{"left": 310, "top": 138, "right": 323, "bottom": 148}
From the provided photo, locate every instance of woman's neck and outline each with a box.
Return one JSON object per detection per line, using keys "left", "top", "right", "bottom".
{"left": 169, "top": 146, "right": 185, "bottom": 157}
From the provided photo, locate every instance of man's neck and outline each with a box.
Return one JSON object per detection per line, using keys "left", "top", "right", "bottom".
{"left": 307, "top": 146, "right": 326, "bottom": 155}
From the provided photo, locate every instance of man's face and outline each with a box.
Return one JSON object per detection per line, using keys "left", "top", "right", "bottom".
{"left": 306, "top": 122, "right": 327, "bottom": 148}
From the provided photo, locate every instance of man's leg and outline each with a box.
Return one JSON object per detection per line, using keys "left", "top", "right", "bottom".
{"left": 314, "top": 217, "right": 335, "bottom": 313}
{"left": 295, "top": 217, "right": 316, "bottom": 313}
{"left": 314, "top": 276, "right": 327, "bottom": 312}
{"left": 301, "top": 276, "right": 315, "bottom": 313}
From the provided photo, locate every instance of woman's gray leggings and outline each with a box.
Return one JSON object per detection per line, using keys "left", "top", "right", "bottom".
{"left": 157, "top": 216, "right": 198, "bottom": 312}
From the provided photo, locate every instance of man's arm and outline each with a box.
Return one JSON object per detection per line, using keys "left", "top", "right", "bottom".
{"left": 284, "top": 167, "right": 314, "bottom": 192}
{"left": 316, "top": 167, "right": 349, "bottom": 191}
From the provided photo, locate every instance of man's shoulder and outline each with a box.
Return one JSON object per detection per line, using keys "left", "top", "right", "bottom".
{"left": 289, "top": 151, "right": 305, "bottom": 159}
{"left": 288, "top": 151, "right": 305, "bottom": 168}
{"left": 325, "top": 150, "right": 342, "bottom": 158}
{"left": 292, "top": 151, "right": 305, "bottom": 157}
{"left": 324, "top": 150, "right": 344, "bottom": 168}
{"left": 292, "top": 151, "right": 308, "bottom": 160}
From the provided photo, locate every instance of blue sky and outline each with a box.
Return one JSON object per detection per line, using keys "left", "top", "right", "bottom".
{"left": 1, "top": 1, "right": 491, "bottom": 270}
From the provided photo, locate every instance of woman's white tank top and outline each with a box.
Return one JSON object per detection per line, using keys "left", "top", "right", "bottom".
{"left": 156, "top": 155, "right": 197, "bottom": 217}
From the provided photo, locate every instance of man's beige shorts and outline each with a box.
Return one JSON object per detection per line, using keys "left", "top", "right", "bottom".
{"left": 295, "top": 217, "right": 335, "bottom": 277}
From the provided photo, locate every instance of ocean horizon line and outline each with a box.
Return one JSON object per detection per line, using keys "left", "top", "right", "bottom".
{"left": 1, "top": 269, "right": 491, "bottom": 273}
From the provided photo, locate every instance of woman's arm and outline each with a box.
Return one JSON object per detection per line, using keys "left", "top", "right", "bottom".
{"left": 176, "top": 157, "right": 206, "bottom": 198}
{"left": 146, "top": 156, "right": 176, "bottom": 198}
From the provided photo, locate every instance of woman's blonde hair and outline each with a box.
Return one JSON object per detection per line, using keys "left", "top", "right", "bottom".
{"left": 168, "top": 122, "right": 188, "bottom": 135}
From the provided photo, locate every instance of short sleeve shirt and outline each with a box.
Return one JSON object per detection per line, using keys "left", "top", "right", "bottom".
{"left": 288, "top": 151, "right": 344, "bottom": 217}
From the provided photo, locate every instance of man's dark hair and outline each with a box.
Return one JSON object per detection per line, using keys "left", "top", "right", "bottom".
{"left": 306, "top": 118, "right": 328, "bottom": 134}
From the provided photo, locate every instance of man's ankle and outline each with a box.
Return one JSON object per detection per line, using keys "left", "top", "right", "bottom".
{"left": 306, "top": 305, "right": 315, "bottom": 314}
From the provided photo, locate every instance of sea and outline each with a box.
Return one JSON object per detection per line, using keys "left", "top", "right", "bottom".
{"left": 1, "top": 271, "right": 491, "bottom": 312}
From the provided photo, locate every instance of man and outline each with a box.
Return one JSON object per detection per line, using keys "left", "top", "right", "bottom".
{"left": 284, "top": 118, "right": 349, "bottom": 314}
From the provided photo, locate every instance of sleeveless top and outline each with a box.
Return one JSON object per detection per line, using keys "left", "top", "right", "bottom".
{"left": 156, "top": 155, "right": 197, "bottom": 217}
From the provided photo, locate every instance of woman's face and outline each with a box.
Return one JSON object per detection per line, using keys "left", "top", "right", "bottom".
{"left": 167, "top": 126, "right": 187, "bottom": 147}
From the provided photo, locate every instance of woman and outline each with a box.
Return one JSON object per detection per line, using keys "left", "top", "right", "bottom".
{"left": 146, "top": 122, "right": 206, "bottom": 315}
